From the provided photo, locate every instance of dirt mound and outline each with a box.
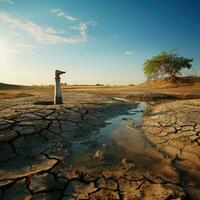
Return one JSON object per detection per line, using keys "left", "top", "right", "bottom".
{"left": 15, "top": 93, "right": 33, "bottom": 98}
{"left": 0, "top": 83, "right": 24, "bottom": 90}
{"left": 137, "top": 76, "right": 200, "bottom": 89}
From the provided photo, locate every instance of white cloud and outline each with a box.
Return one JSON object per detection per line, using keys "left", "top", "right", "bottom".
{"left": 71, "top": 22, "right": 88, "bottom": 41}
{"left": 46, "top": 27, "right": 58, "bottom": 34}
{"left": 51, "top": 8, "right": 76, "bottom": 21}
{"left": 86, "top": 20, "right": 98, "bottom": 27}
{"left": 125, "top": 51, "right": 133, "bottom": 55}
{"left": 0, "top": 0, "right": 14, "bottom": 4}
{"left": 16, "top": 43, "right": 35, "bottom": 49}
{"left": 46, "top": 27, "right": 67, "bottom": 34}
{"left": 51, "top": 8, "right": 60, "bottom": 13}
{"left": 0, "top": 12, "right": 89, "bottom": 44}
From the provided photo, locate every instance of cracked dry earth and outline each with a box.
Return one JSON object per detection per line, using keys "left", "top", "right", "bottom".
{"left": 144, "top": 99, "right": 200, "bottom": 199}
{"left": 0, "top": 92, "right": 200, "bottom": 200}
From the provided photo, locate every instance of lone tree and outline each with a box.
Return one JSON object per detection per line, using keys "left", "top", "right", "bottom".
{"left": 143, "top": 51, "right": 193, "bottom": 81}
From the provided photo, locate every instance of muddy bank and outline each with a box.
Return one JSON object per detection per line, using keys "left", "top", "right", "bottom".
{"left": 125, "top": 92, "right": 200, "bottom": 102}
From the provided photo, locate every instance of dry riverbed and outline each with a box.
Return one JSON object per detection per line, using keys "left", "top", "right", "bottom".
{"left": 0, "top": 91, "right": 199, "bottom": 199}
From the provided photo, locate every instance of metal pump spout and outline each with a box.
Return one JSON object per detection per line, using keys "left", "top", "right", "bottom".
{"left": 55, "top": 70, "right": 66, "bottom": 79}
{"left": 54, "top": 70, "right": 66, "bottom": 105}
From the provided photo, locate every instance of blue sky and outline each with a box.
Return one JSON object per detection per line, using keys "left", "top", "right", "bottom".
{"left": 0, "top": 0, "right": 199, "bottom": 85}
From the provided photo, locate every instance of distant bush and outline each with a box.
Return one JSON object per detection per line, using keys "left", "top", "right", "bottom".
{"left": 96, "top": 83, "right": 104, "bottom": 86}
{"left": 61, "top": 83, "right": 67, "bottom": 86}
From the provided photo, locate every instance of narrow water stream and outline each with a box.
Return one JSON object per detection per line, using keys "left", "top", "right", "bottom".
{"left": 65, "top": 101, "right": 165, "bottom": 170}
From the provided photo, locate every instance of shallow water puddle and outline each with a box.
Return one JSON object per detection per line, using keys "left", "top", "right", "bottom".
{"left": 66, "top": 102, "right": 163, "bottom": 169}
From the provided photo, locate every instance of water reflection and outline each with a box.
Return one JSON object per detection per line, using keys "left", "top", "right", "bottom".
{"left": 65, "top": 102, "right": 153, "bottom": 166}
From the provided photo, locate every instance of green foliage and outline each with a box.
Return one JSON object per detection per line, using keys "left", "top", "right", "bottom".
{"left": 143, "top": 51, "right": 193, "bottom": 80}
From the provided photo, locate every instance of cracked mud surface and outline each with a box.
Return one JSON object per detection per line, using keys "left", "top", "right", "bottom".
{"left": 0, "top": 92, "right": 200, "bottom": 199}
{"left": 144, "top": 99, "right": 200, "bottom": 199}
